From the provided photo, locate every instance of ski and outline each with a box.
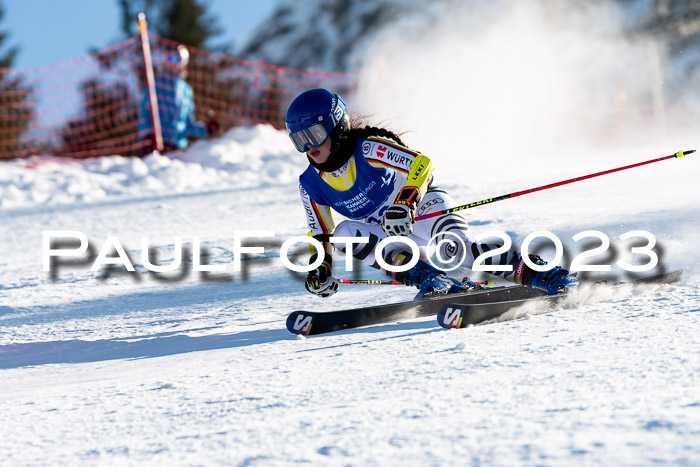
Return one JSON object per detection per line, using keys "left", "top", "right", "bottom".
{"left": 286, "top": 284, "right": 548, "bottom": 336}
{"left": 436, "top": 268, "right": 684, "bottom": 329}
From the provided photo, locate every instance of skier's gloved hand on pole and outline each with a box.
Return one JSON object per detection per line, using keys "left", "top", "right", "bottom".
{"left": 382, "top": 186, "right": 419, "bottom": 236}
{"left": 305, "top": 261, "right": 338, "bottom": 298}
{"left": 383, "top": 155, "right": 433, "bottom": 236}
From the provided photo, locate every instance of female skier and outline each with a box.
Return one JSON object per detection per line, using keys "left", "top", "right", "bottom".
{"left": 285, "top": 88, "right": 578, "bottom": 298}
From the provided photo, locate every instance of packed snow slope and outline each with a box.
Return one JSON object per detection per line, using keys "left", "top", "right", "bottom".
{"left": 1, "top": 125, "right": 699, "bottom": 465}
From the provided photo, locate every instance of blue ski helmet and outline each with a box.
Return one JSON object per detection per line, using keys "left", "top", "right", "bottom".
{"left": 285, "top": 88, "right": 348, "bottom": 152}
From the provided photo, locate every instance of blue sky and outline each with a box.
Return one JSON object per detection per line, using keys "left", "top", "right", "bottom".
{"left": 4, "top": 0, "right": 280, "bottom": 70}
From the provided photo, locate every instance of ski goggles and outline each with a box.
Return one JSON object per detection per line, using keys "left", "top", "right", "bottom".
{"left": 166, "top": 53, "right": 189, "bottom": 66}
{"left": 289, "top": 123, "right": 329, "bottom": 152}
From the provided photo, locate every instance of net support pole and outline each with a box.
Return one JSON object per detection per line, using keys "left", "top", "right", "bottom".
{"left": 137, "top": 13, "right": 164, "bottom": 154}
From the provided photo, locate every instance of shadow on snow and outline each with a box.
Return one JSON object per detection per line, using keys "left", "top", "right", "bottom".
{"left": 0, "top": 317, "right": 442, "bottom": 370}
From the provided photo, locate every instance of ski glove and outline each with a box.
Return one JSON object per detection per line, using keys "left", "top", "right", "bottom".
{"left": 382, "top": 186, "right": 420, "bottom": 236}
{"left": 305, "top": 261, "right": 339, "bottom": 298}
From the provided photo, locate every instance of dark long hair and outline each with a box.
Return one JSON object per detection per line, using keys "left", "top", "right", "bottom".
{"left": 311, "top": 114, "right": 409, "bottom": 172}
{"left": 344, "top": 113, "right": 406, "bottom": 147}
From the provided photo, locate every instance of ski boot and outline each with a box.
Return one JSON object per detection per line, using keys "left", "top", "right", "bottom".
{"left": 398, "top": 259, "right": 482, "bottom": 299}
{"left": 516, "top": 255, "right": 579, "bottom": 295}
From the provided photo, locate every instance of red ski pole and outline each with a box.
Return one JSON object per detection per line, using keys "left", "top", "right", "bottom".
{"left": 337, "top": 279, "right": 404, "bottom": 285}
{"left": 415, "top": 149, "right": 695, "bottom": 221}
{"left": 338, "top": 278, "right": 495, "bottom": 287}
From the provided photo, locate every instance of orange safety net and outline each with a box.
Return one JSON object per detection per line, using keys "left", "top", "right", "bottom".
{"left": 0, "top": 35, "right": 357, "bottom": 160}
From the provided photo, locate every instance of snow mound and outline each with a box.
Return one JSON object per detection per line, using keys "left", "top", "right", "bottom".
{"left": 0, "top": 124, "right": 304, "bottom": 212}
